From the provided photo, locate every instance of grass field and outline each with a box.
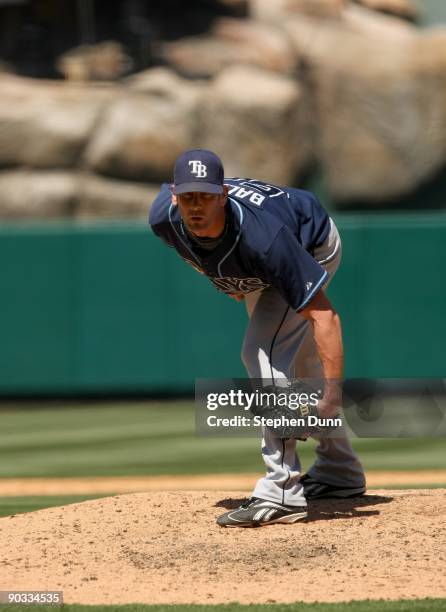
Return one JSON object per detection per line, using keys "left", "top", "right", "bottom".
{"left": 0, "top": 401, "right": 445, "bottom": 479}
{"left": 0, "top": 600, "right": 445, "bottom": 611}
{"left": 0, "top": 494, "right": 112, "bottom": 517}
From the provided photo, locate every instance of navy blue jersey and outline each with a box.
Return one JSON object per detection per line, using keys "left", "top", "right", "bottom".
{"left": 149, "top": 178, "right": 331, "bottom": 311}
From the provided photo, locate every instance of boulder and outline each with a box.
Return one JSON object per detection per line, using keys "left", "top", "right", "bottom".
{"left": 213, "top": 18, "right": 297, "bottom": 73}
{"left": 161, "top": 18, "right": 297, "bottom": 77}
{"left": 84, "top": 70, "right": 203, "bottom": 182}
{"left": 201, "top": 66, "right": 311, "bottom": 184}
{"left": 250, "top": 0, "right": 346, "bottom": 22}
{"left": 0, "top": 171, "right": 77, "bottom": 218}
{"left": 76, "top": 174, "right": 160, "bottom": 218}
{"left": 125, "top": 66, "right": 207, "bottom": 94}
{"left": 56, "top": 41, "right": 132, "bottom": 82}
{"left": 0, "top": 74, "right": 114, "bottom": 168}
{"left": 282, "top": 12, "right": 446, "bottom": 203}
{"left": 161, "top": 36, "right": 249, "bottom": 79}
{"left": 354, "top": 0, "right": 419, "bottom": 23}
{"left": 342, "top": 2, "right": 416, "bottom": 38}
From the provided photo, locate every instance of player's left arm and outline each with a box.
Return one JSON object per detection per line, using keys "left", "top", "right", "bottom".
{"left": 299, "top": 289, "right": 343, "bottom": 417}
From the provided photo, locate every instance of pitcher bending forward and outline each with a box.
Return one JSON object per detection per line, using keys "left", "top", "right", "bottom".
{"left": 149, "top": 149, "right": 365, "bottom": 527}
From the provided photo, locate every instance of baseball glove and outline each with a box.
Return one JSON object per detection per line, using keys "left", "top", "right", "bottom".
{"left": 249, "top": 380, "right": 340, "bottom": 438}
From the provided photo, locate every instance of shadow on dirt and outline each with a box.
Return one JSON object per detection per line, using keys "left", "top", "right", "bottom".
{"left": 215, "top": 493, "right": 393, "bottom": 522}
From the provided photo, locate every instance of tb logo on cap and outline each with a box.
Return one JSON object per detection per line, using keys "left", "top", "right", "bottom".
{"left": 188, "top": 160, "right": 207, "bottom": 178}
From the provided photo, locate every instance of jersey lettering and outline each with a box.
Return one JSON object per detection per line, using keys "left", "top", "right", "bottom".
{"left": 211, "top": 276, "right": 269, "bottom": 293}
{"left": 240, "top": 180, "right": 285, "bottom": 198}
{"left": 226, "top": 179, "right": 281, "bottom": 207}
{"left": 249, "top": 192, "right": 265, "bottom": 206}
{"left": 227, "top": 185, "right": 241, "bottom": 195}
{"left": 229, "top": 186, "right": 266, "bottom": 206}
{"left": 235, "top": 188, "right": 253, "bottom": 199}
{"left": 181, "top": 258, "right": 268, "bottom": 294}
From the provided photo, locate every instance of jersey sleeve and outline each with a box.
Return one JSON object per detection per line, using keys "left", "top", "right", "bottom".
{"left": 259, "top": 225, "right": 328, "bottom": 311}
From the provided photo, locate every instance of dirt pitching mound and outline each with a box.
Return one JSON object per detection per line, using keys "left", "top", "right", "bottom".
{"left": 0, "top": 490, "right": 445, "bottom": 605}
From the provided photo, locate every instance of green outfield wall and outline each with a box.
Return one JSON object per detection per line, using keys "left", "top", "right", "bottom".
{"left": 1, "top": 214, "right": 445, "bottom": 395}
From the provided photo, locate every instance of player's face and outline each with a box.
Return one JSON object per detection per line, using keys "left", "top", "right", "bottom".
{"left": 172, "top": 187, "right": 228, "bottom": 237}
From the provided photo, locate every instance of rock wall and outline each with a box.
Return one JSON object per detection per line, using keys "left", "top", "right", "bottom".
{"left": 0, "top": 0, "right": 445, "bottom": 217}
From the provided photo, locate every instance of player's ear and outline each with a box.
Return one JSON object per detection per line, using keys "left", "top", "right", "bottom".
{"left": 169, "top": 184, "right": 178, "bottom": 206}
{"left": 221, "top": 184, "right": 229, "bottom": 203}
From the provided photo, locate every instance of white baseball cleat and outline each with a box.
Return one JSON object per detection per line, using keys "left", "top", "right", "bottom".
{"left": 217, "top": 497, "right": 308, "bottom": 527}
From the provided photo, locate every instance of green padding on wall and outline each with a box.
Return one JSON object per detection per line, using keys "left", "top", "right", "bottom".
{"left": 333, "top": 215, "right": 446, "bottom": 378}
{"left": 1, "top": 222, "right": 247, "bottom": 393}
{"left": 0, "top": 215, "right": 445, "bottom": 394}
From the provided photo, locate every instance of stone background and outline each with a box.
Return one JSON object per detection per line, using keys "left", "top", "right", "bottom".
{"left": 1, "top": 0, "right": 446, "bottom": 218}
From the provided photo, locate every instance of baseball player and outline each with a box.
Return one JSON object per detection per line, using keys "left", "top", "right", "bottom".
{"left": 149, "top": 149, "right": 366, "bottom": 527}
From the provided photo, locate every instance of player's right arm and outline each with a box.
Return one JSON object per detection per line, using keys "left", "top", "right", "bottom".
{"left": 299, "top": 289, "right": 344, "bottom": 417}
{"left": 252, "top": 225, "right": 342, "bottom": 415}
{"left": 228, "top": 293, "right": 245, "bottom": 301}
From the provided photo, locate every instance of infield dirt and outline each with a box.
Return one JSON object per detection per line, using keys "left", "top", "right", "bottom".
{"left": 0, "top": 489, "right": 445, "bottom": 605}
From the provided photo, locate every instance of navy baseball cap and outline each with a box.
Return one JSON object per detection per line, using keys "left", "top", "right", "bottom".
{"left": 173, "top": 149, "right": 224, "bottom": 195}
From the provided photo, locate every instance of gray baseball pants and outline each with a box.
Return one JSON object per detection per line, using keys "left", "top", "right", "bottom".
{"left": 242, "top": 219, "right": 365, "bottom": 507}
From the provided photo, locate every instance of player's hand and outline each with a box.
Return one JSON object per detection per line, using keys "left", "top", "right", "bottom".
{"left": 317, "top": 397, "right": 341, "bottom": 419}
{"left": 228, "top": 293, "right": 245, "bottom": 302}
{"left": 318, "top": 384, "right": 343, "bottom": 418}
